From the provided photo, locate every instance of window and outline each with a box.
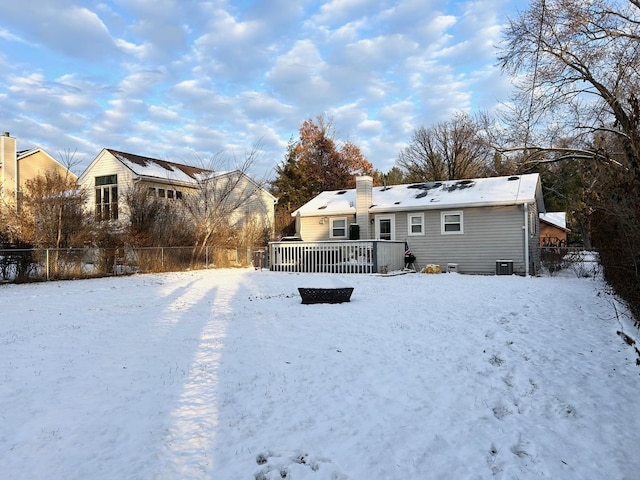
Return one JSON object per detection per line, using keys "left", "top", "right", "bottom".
{"left": 167, "top": 190, "right": 174, "bottom": 199}
{"left": 158, "top": 188, "right": 165, "bottom": 198}
{"left": 408, "top": 213, "right": 424, "bottom": 236}
{"left": 441, "top": 211, "right": 463, "bottom": 234}
{"left": 95, "top": 175, "right": 118, "bottom": 221}
{"left": 330, "top": 218, "right": 347, "bottom": 238}
{"left": 375, "top": 215, "right": 396, "bottom": 240}
{"left": 175, "top": 190, "right": 183, "bottom": 200}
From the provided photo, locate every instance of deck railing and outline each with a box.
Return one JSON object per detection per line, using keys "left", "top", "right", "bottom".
{"left": 268, "top": 240, "right": 405, "bottom": 274}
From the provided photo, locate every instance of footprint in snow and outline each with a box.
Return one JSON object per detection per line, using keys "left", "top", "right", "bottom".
{"left": 557, "top": 403, "right": 578, "bottom": 418}
{"left": 489, "top": 355, "right": 506, "bottom": 367}
{"left": 492, "top": 403, "right": 513, "bottom": 420}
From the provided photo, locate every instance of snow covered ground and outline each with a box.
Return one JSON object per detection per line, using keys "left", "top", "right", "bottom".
{"left": 1, "top": 268, "right": 639, "bottom": 479}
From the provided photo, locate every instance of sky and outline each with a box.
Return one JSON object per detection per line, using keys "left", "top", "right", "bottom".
{"left": 2, "top": 265, "right": 640, "bottom": 479}
{"left": 0, "top": 0, "right": 529, "bottom": 179}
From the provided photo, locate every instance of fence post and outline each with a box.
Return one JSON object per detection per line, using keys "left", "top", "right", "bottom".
{"left": 206, "top": 246, "right": 209, "bottom": 269}
{"left": 46, "top": 249, "right": 50, "bottom": 281}
{"left": 161, "top": 247, "right": 164, "bottom": 271}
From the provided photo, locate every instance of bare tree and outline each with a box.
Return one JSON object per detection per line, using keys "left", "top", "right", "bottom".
{"left": 499, "top": 0, "right": 640, "bottom": 175}
{"left": 500, "top": 0, "right": 640, "bottom": 318}
{"left": 20, "top": 170, "right": 87, "bottom": 248}
{"left": 6, "top": 150, "right": 88, "bottom": 249}
{"left": 124, "top": 185, "right": 195, "bottom": 247}
{"left": 183, "top": 143, "right": 272, "bottom": 260}
{"left": 397, "top": 112, "right": 494, "bottom": 182}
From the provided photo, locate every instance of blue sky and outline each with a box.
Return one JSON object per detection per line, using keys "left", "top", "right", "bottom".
{"left": 0, "top": 0, "right": 528, "bottom": 178}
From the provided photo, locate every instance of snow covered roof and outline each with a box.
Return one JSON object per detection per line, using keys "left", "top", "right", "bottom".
{"left": 293, "top": 173, "right": 543, "bottom": 217}
{"left": 540, "top": 212, "right": 570, "bottom": 231}
{"left": 108, "top": 149, "right": 217, "bottom": 184}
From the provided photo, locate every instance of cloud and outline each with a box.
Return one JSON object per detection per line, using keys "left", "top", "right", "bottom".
{"left": 1, "top": 2, "right": 122, "bottom": 60}
{"left": 0, "top": 0, "right": 527, "bottom": 177}
{"left": 0, "top": 27, "right": 26, "bottom": 43}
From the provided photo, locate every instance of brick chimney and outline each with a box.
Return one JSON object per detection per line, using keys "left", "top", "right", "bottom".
{"left": 355, "top": 176, "right": 373, "bottom": 239}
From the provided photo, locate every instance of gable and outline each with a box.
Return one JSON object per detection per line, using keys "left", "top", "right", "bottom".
{"left": 17, "top": 149, "right": 78, "bottom": 189}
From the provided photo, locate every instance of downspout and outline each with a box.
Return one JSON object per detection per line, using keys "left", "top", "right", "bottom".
{"left": 524, "top": 203, "right": 530, "bottom": 276}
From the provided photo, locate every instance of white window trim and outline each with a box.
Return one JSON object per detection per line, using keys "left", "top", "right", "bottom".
{"left": 375, "top": 214, "right": 396, "bottom": 241}
{"left": 441, "top": 210, "right": 464, "bottom": 235}
{"left": 407, "top": 212, "right": 425, "bottom": 236}
{"left": 330, "top": 217, "right": 348, "bottom": 239}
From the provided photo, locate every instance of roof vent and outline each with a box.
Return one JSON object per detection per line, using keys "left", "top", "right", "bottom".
{"left": 336, "top": 190, "right": 347, "bottom": 195}
{"left": 508, "top": 176, "right": 520, "bottom": 181}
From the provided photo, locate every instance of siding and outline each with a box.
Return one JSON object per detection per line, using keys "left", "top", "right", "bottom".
{"left": 208, "top": 173, "right": 275, "bottom": 232}
{"left": 399, "top": 205, "right": 528, "bottom": 275}
{"left": 299, "top": 215, "right": 356, "bottom": 241}
{"left": 17, "top": 151, "right": 75, "bottom": 191}
{"left": 299, "top": 205, "right": 540, "bottom": 275}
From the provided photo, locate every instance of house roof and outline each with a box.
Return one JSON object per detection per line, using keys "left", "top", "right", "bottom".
{"left": 540, "top": 212, "right": 570, "bottom": 232}
{"left": 107, "top": 149, "right": 214, "bottom": 184}
{"left": 293, "top": 173, "right": 543, "bottom": 217}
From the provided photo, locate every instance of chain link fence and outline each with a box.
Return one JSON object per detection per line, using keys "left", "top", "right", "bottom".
{"left": 0, "top": 246, "right": 256, "bottom": 283}
{"left": 540, "top": 247, "right": 600, "bottom": 277}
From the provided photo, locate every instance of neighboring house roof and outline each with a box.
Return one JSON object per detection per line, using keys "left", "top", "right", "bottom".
{"left": 293, "top": 173, "right": 543, "bottom": 217}
{"left": 540, "top": 212, "right": 571, "bottom": 232}
{"left": 107, "top": 149, "right": 215, "bottom": 184}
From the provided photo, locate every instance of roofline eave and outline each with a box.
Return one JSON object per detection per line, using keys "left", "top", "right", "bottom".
{"left": 134, "top": 175, "right": 197, "bottom": 189}
{"left": 296, "top": 199, "right": 539, "bottom": 217}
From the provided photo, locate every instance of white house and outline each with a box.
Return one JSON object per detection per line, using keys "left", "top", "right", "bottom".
{"left": 77, "top": 148, "right": 277, "bottom": 236}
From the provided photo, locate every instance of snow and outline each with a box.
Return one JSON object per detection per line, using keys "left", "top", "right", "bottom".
{"left": 540, "top": 212, "right": 568, "bottom": 230}
{"left": 1, "top": 268, "right": 639, "bottom": 479}
{"left": 294, "top": 174, "right": 542, "bottom": 217}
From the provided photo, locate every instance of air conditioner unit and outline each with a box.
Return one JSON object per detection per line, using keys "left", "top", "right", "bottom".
{"left": 496, "top": 260, "right": 514, "bottom": 275}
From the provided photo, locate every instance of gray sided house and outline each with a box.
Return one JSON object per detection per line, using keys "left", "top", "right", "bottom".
{"left": 292, "top": 174, "right": 545, "bottom": 275}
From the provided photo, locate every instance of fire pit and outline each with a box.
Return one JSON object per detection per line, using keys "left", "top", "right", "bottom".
{"left": 298, "top": 287, "right": 354, "bottom": 304}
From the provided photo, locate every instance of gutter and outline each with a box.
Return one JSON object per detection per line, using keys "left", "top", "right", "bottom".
{"left": 524, "top": 202, "right": 530, "bottom": 276}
